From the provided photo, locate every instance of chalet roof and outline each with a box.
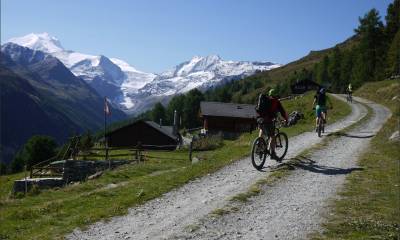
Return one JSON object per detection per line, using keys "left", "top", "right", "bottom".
{"left": 107, "top": 120, "right": 178, "bottom": 141}
{"left": 144, "top": 121, "right": 178, "bottom": 140}
{"left": 200, "top": 101, "right": 257, "bottom": 119}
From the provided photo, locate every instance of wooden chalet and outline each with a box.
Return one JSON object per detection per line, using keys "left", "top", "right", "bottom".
{"left": 200, "top": 101, "right": 257, "bottom": 135}
{"left": 291, "top": 79, "right": 321, "bottom": 94}
{"left": 106, "top": 120, "right": 180, "bottom": 150}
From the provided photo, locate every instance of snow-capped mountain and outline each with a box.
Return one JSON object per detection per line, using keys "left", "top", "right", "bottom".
{"left": 7, "top": 33, "right": 280, "bottom": 114}
{"left": 8, "top": 32, "right": 64, "bottom": 53}
{"left": 143, "top": 55, "right": 278, "bottom": 96}
{"left": 7, "top": 33, "right": 156, "bottom": 106}
{"left": 126, "top": 55, "right": 279, "bottom": 113}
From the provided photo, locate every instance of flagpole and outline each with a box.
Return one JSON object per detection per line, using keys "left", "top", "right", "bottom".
{"left": 104, "top": 97, "right": 111, "bottom": 167}
{"left": 104, "top": 97, "right": 107, "bottom": 159}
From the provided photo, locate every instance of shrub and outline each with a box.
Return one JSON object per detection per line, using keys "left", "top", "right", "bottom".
{"left": 192, "top": 134, "right": 224, "bottom": 151}
{"left": 24, "top": 135, "right": 57, "bottom": 168}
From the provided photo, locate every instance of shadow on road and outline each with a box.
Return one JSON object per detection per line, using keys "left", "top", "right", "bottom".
{"left": 328, "top": 132, "right": 375, "bottom": 139}
{"left": 270, "top": 156, "right": 364, "bottom": 175}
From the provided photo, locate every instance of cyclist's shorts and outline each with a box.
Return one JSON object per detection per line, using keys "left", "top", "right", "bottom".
{"left": 315, "top": 105, "right": 327, "bottom": 118}
{"left": 262, "top": 122, "right": 275, "bottom": 137}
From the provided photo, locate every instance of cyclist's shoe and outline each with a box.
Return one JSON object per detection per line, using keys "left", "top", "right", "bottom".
{"left": 270, "top": 152, "right": 280, "bottom": 161}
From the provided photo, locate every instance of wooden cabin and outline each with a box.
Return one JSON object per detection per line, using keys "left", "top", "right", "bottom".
{"left": 200, "top": 101, "right": 257, "bottom": 135}
{"left": 106, "top": 120, "right": 180, "bottom": 150}
{"left": 291, "top": 79, "right": 321, "bottom": 94}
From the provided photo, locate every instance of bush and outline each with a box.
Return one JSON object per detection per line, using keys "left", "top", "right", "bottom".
{"left": 80, "top": 131, "right": 94, "bottom": 151}
{"left": 24, "top": 135, "right": 57, "bottom": 168}
{"left": 10, "top": 148, "right": 27, "bottom": 173}
{"left": 0, "top": 162, "right": 7, "bottom": 175}
{"left": 192, "top": 134, "right": 224, "bottom": 151}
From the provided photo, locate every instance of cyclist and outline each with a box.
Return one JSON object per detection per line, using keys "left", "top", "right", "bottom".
{"left": 346, "top": 83, "right": 353, "bottom": 101}
{"left": 257, "top": 89, "right": 288, "bottom": 160}
{"left": 312, "top": 88, "right": 332, "bottom": 131}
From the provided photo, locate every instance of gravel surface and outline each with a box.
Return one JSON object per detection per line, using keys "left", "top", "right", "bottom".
{"left": 171, "top": 97, "right": 391, "bottom": 240}
{"left": 67, "top": 95, "right": 374, "bottom": 240}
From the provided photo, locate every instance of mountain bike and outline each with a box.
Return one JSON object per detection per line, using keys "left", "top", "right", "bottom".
{"left": 251, "top": 118, "right": 288, "bottom": 170}
{"left": 346, "top": 91, "right": 353, "bottom": 103}
{"left": 315, "top": 106, "right": 332, "bottom": 137}
{"left": 316, "top": 114, "right": 325, "bottom": 137}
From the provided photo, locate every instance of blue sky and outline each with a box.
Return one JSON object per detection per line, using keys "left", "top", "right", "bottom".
{"left": 1, "top": 0, "right": 392, "bottom": 73}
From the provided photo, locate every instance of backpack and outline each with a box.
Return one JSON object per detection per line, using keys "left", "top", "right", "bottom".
{"left": 255, "top": 93, "right": 271, "bottom": 114}
{"left": 316, "top": 92, "right": 326, "bottom": 106}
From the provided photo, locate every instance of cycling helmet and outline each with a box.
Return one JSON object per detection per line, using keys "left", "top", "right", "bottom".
{"left": 319, "top": 88, "right": 326, "bottom": 94}
{"left": 269, "top": 88, "right": 278, "bottom": 97}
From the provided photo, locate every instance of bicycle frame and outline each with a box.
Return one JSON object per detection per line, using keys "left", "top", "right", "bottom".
{"left": 259, "top": 118, "right": 285, "bottom": 151}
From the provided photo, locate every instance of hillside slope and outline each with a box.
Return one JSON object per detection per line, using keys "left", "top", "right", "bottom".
{"left": 0, "top": 65, "right": 81, "bottom": 163}
{"left": 0, "top": 45, "right": 127, "bottom": 163}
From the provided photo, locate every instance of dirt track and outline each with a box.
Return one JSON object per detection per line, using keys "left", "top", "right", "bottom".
{"left": 68, "top": 95, "right": 389, "bottom": 240}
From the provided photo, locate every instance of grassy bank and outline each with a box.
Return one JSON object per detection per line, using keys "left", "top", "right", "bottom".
{"left": 0, "top": 93, "right": 350, "bottom": 240}
{"left": 314, "top": 79, "right": 400, "bottom": 239}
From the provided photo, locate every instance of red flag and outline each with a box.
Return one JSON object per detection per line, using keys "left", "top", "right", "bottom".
{"left": 104, "top": 97, "right": 111, "bottom": 116}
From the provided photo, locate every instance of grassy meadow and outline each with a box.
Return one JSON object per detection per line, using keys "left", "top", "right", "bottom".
{"left": 0, "top": 92, "right": 351, "bottom": 240}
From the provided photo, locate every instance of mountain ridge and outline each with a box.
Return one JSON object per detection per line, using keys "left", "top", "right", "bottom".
{"left": 0, "top": 43, "right": 127, "bottom": 163}
{"left": 7, "top": 33, "right": 280, "bottom": 114}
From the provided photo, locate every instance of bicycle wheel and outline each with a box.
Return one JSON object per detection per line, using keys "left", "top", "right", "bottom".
{"left": 251, "top": 137, "right": 268, "bottom": 170}
{"left": 274, "top": 132, "right": 288, "bottom": 161}
{"left": 318, "top": 120, "right": 322, "bottom": 137}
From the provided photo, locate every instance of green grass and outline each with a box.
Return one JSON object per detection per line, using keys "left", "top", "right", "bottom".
{"left": 0, "top": 92, "right": 351, "bottom": 240}
{"left": 313, "top": 79, "right": 400, "bottom": 240}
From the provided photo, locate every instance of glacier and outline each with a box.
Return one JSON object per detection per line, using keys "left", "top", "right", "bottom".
{"left": 7, "top": 33, "right": 280, "bottom": 114}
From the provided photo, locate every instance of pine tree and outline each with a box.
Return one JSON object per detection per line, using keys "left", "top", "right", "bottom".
{"left": 385, "top": 0, "right": 400, "bottom": 41}
{"left": 219, "top": 87, "right": 232, "bottom": 102}
{"left": 182, "top": 89, "right": 204, "bottom": 128}
{"left": 166, "top": 94, "right": 186, "bottom": 125}
{"left": 339, "top": 50, "right": 354, "bottom": 91}
{"left": 354, "top": 8, "right": 385, "bottom": 81}
{"left": 386, "top": 30, "right": 400, "bottom": 77}
{"left": 316, "top": 56, "right": 330, "bottom": 86}
{"left": 10, "top": 149, "right": 26, "bottom": 173}
{"left": 0, "top": 162, "right": 8, "bottom": 175}
{"left": 328, "top": 47, "right": 343, "bottom": 92}
{"left": 151, "top": 102, "right": 166, "bottom": 124}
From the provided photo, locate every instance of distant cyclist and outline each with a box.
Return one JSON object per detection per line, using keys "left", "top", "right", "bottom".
{"left": 256, "top": 89, "right": 288, "bottom": 160}
{"left": 346, "top": 83, "right": 353, "bottom": 102}
{"left": 312, "top": 88, "right": 332, "bottom": 131}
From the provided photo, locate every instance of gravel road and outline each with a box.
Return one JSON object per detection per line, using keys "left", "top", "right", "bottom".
{"left": 68, "top": 95, "right": 383, "bottom": 240}
{"left": 171, "top": 97, "right": 391, "bottom": 240}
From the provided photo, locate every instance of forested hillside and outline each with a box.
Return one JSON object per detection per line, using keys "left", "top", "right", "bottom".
{"left": 120, "top": 1, "right": 398, "bottom": 130}
{"left": 101, "top": 0, "right": 400, "bottom": 138}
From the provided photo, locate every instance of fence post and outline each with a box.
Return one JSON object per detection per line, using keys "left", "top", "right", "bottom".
{"left": 106, "top": 147, "right": 110, "bottom": 169}
{"left": 138, "top": 142, "right": 142, "bottom": 163}
{"left": 189, "top": 140, "right": 193, "bottom": 162}
{"left": 24, "top": 165, "right": 28, "bottom": 195}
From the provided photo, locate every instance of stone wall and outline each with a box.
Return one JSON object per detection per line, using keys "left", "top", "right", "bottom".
{"left": 13, "top": 159, "right": 131, "bottom": 194}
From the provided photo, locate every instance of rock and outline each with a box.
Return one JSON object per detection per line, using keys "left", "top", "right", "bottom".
{"left": 389, "top": 131, "right": 400, "bottom": 141}
{"left": 87, "top": 171, "right": 103, "bottom": 180}
{"left": 192, "top": 157, "right": 199, "bottom": 164}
